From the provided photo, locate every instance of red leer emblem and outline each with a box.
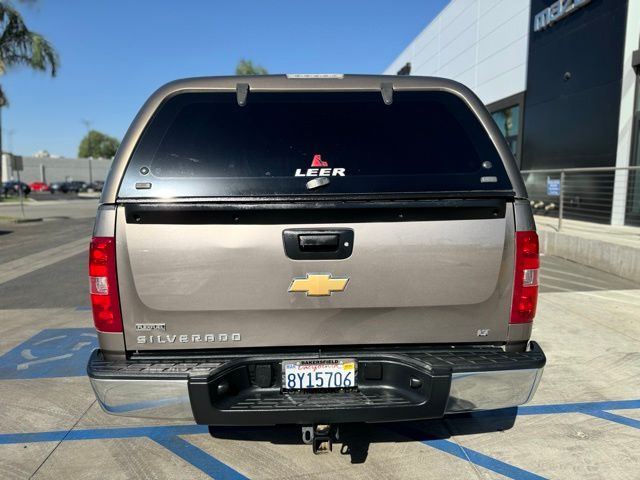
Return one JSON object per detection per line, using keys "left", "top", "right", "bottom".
{"left": 311, "top": 155, "right": 328, "bottom": 167}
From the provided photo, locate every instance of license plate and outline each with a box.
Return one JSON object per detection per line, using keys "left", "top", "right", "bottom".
{"left": 282, "top": 359, "right": 357, "bottom": 390}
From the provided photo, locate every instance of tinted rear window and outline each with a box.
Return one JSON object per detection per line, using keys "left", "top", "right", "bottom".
{"left": 119, "top": 91, "right": 512, "bottom": 198}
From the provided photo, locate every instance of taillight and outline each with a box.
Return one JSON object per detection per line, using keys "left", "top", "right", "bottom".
{"left": 510, "top": 231, "right": 539, "bottom": 324}
{"left": 89, "top": 236, "right": 123, "bottom": 332}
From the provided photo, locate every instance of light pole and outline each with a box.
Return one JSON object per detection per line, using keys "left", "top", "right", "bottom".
{"left": 8, "top": 129, "right": 15, "bottom": 154}
{"left": 2, "top": 128, "right": 16, "bottom": 181}
{"left": 82, "top": 119, "right": 93, "bottom": 185}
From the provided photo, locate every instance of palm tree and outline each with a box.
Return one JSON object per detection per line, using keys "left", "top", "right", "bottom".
{"left": 0, "top": 0, "right": 59, "bottom": 154}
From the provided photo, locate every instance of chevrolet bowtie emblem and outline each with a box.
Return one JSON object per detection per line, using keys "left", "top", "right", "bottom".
{"left": 288, "top": 273, "right": 349, "bottom": 296}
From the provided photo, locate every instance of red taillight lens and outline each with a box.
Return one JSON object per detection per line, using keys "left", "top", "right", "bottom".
{"left": 89, "top": 236, "right": 123, "bottom": 332}
{"left": 510, "top": 231, "right": 539, "bottom": 324}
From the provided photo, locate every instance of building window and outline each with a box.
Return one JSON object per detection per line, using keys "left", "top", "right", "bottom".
{"left": 491, "top": 105, "right": 520, "bottom": 159}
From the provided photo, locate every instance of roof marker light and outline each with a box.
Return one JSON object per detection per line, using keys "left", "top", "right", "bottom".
{"left": 286, "top": 74, "right": 344, "bottom": 79}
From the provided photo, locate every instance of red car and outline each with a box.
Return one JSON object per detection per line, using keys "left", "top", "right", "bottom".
{"left": 29, "top": 182, "right": 50, "bottom": 192}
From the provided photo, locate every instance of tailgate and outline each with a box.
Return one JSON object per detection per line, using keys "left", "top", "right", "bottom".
{"left": 116, "top": 201, "right": 515, "bottom": 350}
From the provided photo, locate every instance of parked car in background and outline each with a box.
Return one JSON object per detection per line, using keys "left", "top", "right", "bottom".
{"left": 87, "top": 180, "right": 105, "bottom": 192}
{"left": 29, "top": 181, "right": 50, "bottom": 192}
{"left": 1, "top": 181, "right": 31, "bottom": 197}
{"left": 49, "top": 181, "right": 72, "bottom": 194}
{"left": 70, "top": 180, "right": 89, "bottom": 192}
{"left": 49, "top": 181, "right": 87, "bottom": 194}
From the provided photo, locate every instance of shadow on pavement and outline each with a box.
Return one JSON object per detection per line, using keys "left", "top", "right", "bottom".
{"left": 208, "top": 408, "right": 517, "bottom": 464}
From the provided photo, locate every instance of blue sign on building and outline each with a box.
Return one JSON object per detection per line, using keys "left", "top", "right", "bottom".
{"left": 546, "top": 177, "right": 561, "bottom": 197}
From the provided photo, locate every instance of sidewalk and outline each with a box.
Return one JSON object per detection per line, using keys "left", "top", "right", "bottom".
{"left": 536, "top": 216, "right": 640, "bottom": 283}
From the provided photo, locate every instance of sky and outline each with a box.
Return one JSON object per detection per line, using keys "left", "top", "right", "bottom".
{"left": 1, "top": 0, "right": 449, "bottom": 158}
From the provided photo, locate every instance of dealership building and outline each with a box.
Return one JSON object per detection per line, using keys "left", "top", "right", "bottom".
{"left": 385, "top": 0, "right": 640, "bottom": 226}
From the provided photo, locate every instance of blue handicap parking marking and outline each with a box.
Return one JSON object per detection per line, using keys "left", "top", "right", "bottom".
{"left": 1, "top": 398, "right": 639, "bottom": 479}
{"left": 0, "top": 328, "right": 97, "bottom": 379}
{"left": 151, "top": 434, "right": 249, "bottom": 480}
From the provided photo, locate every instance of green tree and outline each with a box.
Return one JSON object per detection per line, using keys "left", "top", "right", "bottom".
{"left": 235, "top": 59, "right": 268, "bottom": 75}
{"left": 0, "top": 0, "right": 59, "bottom": 154}
{"left": 78, "top": 130, "right": 119, "bottom": 159}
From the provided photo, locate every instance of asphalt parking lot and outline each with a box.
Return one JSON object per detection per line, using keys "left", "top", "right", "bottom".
{"left": 29, "top": 192, "right": 89, "bottom": 202}
{"left": 0, "top": 204, "right": 639, "bottom": 479}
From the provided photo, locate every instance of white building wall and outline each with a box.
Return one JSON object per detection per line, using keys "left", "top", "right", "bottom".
{"left": 611, "top": 0, "right": 640, "bottom": 225}
{"left": 384, "top": 0, "right": 531, "bottom": 105}
{"left": 1, "top": 155, "right": 113, "bottom": 184}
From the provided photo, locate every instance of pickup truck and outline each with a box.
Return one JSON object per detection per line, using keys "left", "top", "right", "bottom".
{"left": 87, "top": 74, "right": 545, "bottom": 451}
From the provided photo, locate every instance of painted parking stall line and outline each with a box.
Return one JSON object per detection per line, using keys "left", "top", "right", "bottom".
{"left": 391, "top": 425, "right": 547, "bottom": 480}
{"left": 584, "top": 410, "right": 640, "bottom": 430}
{"left": 2, "top": 329, "right": 637, "bottom": 478}
{"left": 0, "top": 237, "right": 89, "bottom": 285}
{"left": 151, "top": 434, "right": 249, "bottom": 480}
{"left": 464, "top": 400, "right": 640, "bottom": 431}
{"left": 516, "top": 399, "right": 640, "bottom": 416}
{"left": 420, "top": 437, "right": 546, "bottom": 480}
{"left": 0, "top": 424, "right": 245, "bottom": 480}
{"left": 1, "top": 398, "right": 639, "bottom": 479}
{"left": 392, "top": 398, "right": 640, "bottom": 480}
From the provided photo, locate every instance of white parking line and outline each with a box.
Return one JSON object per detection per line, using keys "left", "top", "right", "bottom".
{"left": 604, "top": 289, "right": 640, "bottom": 299}
{"left": 541, "top": 266, "right": 620, "bottom": 286}
{"left": 540, "top": 273, "right": 612, "bottom": 290}
{"left": 539, "top": 283, "right": 574, "bottom": 293}
{"left": 574, "top": 290, "right": 640, "bottom": 307}
{"left": 16, "top": 353, "right": 73, "bottom": 370}
{"left": 0, "top": 237, "right": 88, "bottom": 285}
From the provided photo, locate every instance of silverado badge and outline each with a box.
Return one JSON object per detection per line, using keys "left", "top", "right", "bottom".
{"left": 288, "top": 273, "right": 349, "bottom": 296}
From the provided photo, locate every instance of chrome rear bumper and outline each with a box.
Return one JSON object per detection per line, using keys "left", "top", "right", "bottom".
{"left": 89, "top": 378, "right": 194, "bottom": 420}
{"left": 447, "top": 368, "right": 543, "bottom": 413}
{"left": 88, "top": 343, "right": 545, "bottom": 422}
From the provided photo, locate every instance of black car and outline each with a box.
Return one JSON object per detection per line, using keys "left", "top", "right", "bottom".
{"left": 87, "top": 180, "right": 105, "bottom": 192}
{"left": 49, "top": 181, "right": 69, "bottom": 194}
{"left": 69, "top": 180, "right": 89, "bottom": 192}
{"left": 49, "top": 181, "right": 87, "bottom": 194}
{"left": 1, "top": 181, "right": 30, "bottom": 197}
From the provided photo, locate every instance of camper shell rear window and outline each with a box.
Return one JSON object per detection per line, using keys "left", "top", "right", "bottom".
{"left": 118, "top": 90, "right": 512, "bottom": 199}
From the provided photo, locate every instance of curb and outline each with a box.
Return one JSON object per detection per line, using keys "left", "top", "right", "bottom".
{"left": 538, "top": 228, "right": 640, "bottom": 283}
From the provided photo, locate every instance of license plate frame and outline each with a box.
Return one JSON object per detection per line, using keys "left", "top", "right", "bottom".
{"left": 282, "top": 358, "right": 357, "bottom": 391}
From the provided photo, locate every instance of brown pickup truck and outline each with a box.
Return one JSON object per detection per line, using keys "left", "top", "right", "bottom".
{"left": 87, "top": 74, "right": 545, "bottom": 452}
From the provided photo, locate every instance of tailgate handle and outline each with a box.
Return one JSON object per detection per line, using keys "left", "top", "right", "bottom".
{"left": 298, "top": 234, "right": 339, "bottom": 252}
{"left": 283, "top": 229, "right": 354, "bottom": 260}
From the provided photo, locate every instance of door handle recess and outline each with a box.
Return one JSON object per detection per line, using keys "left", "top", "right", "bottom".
{"left": 298, "top": 234, "right": 339, "bottom": 252}
{"left": 283, "top": 229, "right": 354, "bottom": 260}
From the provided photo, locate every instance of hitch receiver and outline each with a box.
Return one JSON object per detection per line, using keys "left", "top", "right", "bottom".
{"left": 302, "top": 424, "right": 334, "bottom": 454}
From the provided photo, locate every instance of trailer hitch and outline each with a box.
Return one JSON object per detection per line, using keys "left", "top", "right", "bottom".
{"left": 302, "top": 424, "right": 335, "bottom": 454}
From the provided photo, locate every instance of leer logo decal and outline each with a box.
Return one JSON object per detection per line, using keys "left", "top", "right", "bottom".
{"left": 310, "top": 154, "right": 328, "bottom": 167}
{"left": 288, "top": 273, "right": 349, "bottom": 296}
{"left": 295, "top": 154, "right": 345, "bottom": 177}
